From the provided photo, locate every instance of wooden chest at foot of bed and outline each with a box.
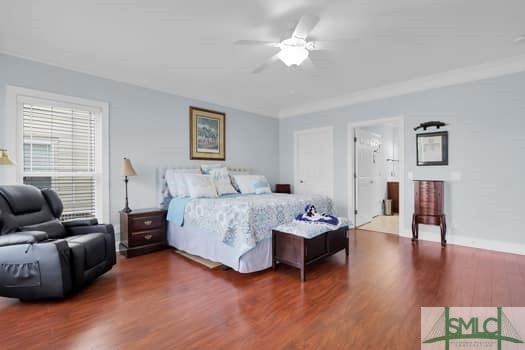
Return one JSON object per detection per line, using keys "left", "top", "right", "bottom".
{"left": 272, "top": 226, "right": 349, "bottom": 281}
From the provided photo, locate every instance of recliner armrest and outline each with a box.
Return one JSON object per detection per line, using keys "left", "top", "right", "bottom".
{"left": 0, "top": 233, "right": 37, "bottom": 247}
{"left": 63, "top": 218, "right": 99, "bottom": 227}
{"left": 65, "top": 223, "right": 115, "bottom": 236}
{"left": 17, "top": 230, "right": 49, "bottom": 242}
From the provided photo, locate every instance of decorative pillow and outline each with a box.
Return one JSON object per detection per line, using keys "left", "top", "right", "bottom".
{"left": 165, "top": 169, "right": 200, "bottom": 197}
{"left": 203, "top": 167, "right": 237, "bottom": 196}
{"left": 254, "top": 177, "right": 272, "bottom": 194}
{"left": 230, "top": 175, "right": 241, "bottom": 192}
{"left": 185, "top": 174, "right": 218, "bottom": 198}
{"left": 233, "top": 175, "right": 272, "bottom": 194}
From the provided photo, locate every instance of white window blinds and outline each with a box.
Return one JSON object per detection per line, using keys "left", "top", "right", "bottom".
{"left": 22, "top": 102, "right": 99, "bottom": 220}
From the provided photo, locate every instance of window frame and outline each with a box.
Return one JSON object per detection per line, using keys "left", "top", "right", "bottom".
{"left": 6, "top": 86, "right": 110, "bottom": 223}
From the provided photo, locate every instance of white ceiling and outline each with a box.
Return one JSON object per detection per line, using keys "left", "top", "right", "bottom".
{"left": 1, "top": 0, "right": 525, "bottom": 118}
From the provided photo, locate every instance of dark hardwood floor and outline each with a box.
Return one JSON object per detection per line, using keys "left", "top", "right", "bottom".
{"left": 1, "top": 229, "right": 524, "bottom": 349}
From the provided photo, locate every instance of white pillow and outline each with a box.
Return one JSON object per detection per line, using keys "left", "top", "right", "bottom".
{"left": 200, "top": 163, "right": 225, "bottom": 174}
{"left": 185, "top": 174, "right": 218, "bottom": 198}
{"left": 254, "top": 177, "right": 272, "bottom": 194}
{"left": 165, "top": 169, "right": 200, "bottom": 197}
{"left": 205, "top": 167, "right": 237, "bottom": 196}
{"left": 165, "top": 170, "right": 182, "bottom": 197}
{"left": 233, "top": 175, "right": 272, "bottom": 194}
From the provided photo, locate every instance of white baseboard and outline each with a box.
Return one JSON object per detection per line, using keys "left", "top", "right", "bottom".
{"left": 399, "top": 230, "right": 525, "bottom": 256}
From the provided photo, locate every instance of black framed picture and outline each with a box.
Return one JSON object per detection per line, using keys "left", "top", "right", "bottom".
{"left": 416, "top": 131, "right": 448, "bottom": 166}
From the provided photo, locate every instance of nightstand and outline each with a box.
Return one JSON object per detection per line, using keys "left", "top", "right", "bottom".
{"left": 119, "top": 208, "right": 167, "bottom": 258}
{"left": 275, "top": 184, "right": 291, "bottom": 194}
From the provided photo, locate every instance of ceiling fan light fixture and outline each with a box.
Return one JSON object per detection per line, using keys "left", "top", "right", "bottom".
{"left": 278, "top": 46, "right": 309, "bottom": 67}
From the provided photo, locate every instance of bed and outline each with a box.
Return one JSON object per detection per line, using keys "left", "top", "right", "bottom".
{"left": 157, "top": 166, "right": 336, "bottom": 273}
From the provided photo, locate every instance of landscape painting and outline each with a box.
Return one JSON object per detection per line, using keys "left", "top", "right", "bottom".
{"left": 197, "top": 116, "right": 219, "bottom": 153}
{"left": 190, "top": 106, "right": 225, "bottom": 160}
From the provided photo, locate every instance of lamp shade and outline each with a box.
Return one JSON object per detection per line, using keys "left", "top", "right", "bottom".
{"left": 120, "top": 158, "right": 137, "bottom": 177}
{"left": 0, "top": 149, "right": 14, "bottom": 166}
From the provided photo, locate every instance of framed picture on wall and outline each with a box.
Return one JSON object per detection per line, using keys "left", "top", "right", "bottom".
{"left": 189, "top": 106, "right": 225, "bottom": 160}
{"left": 416, "top": 131, "right": 448, "bottom": 166}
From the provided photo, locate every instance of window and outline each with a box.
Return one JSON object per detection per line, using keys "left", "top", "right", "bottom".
{"left": 9, "top": 88, "right": 109, "bottom": 222}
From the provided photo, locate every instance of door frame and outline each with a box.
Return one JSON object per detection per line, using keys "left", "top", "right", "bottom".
{"left": 347, "top": 116, "right": 405, "bottom": 234}
{"left": 293, "top": 126, "right": 334, "bottom": 199}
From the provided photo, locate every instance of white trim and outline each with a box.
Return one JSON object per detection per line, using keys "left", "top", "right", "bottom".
{"left": 7, "top": 86, "right": 108, "bottom": 112}
{"left": 293, "top": 126, "right": 334, "bottom": 199}
{"left": 4, "top": 51, "right": 525, "bottom": 120}
{"left": 279, "top": 54, "right": 525, "bottom": 118}
{"left": 399, "top": 230, "right": 525, "bottom": 256}
{"left": 0, "top": 50, "right": 277, "bottom": 119}
{"left": 5, "top": 86, "right": 110, "bottom": 223}
{"left": 347, "top": 116, "right": 405, "bottom": 233}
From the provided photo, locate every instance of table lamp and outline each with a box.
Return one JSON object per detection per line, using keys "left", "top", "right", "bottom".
{"left": 120, "top": 157, "right": 137, "bottom": 213}
{"left": 0, "top": 149, "right": 14, "bottom": 165}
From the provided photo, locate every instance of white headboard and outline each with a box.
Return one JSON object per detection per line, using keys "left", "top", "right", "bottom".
{"left": 157, "top": 165, "right": 250, "bottom": 208}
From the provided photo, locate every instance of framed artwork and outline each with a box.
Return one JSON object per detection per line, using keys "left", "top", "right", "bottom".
{"left": 189, "top": 106, "right": 225, "bottom": 160}
{"left": 416, "top": 131, "right": 448, "bottom": 166}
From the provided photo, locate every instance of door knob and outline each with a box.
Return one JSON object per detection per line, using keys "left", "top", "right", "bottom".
{"left": 300, "top": 180, "right": 304, "bottom": 184}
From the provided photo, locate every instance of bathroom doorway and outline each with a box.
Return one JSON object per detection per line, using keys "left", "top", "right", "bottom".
{"left": 348, "top": 117, "right": 404, "bottom": 235}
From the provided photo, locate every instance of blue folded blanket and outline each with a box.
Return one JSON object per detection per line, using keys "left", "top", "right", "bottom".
{"left": 295, "top": 204, "right": 339, "bottom": 226}
{"left": 167, "top": 197, "right": 192, "bottom": 226}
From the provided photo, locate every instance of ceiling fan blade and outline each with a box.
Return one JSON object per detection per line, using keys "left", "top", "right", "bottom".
{"left": 234, "top": 40, "right": 280, "bottom": 48}
{"left": 252, "top": 54, "right": 280, "bottom": 74}
{"left": 292, "top": 14, "right": 320, "bottom": 40}
{"left": 306, "top": 39, "right": 358, "bottom": 51}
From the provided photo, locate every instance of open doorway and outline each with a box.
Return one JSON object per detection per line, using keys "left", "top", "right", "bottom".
{"left": 348, "top": 117, "right": 404, "bottom": 235}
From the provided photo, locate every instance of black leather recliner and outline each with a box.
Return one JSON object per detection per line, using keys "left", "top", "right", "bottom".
{"left": 0, "top": 185, "right": 116, "bottom": 300}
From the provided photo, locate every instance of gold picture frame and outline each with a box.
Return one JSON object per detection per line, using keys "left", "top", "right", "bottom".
{"left": 189, "top": 106, "right": 226, "bottom": 160}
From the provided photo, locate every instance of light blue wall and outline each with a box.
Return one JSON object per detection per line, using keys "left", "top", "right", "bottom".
{"left": 0, "top": 54, "right": 279, "bottom": 226}
{"left": 279, "top": 72, "right": 525, "bottom": 246}
{"left": 2, "top": 52, "right": 524, "bottom": 248}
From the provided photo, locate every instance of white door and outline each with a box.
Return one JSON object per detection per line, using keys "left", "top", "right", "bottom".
{"left": 355, "top": 128, "right": 384, "bottom": 226}
{"left": 294, "top": 127, "right": 334, "bottom": 198}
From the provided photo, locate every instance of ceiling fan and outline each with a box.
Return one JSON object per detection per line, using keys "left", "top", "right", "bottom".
{"left": 235, "top": 14, "right": 341, "bottom": 74}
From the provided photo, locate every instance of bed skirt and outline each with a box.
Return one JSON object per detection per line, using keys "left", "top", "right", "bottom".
{"left": 167, "top": 222, "right": 272, "bottom": 273}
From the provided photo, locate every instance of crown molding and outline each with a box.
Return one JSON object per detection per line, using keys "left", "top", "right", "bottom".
{"left": 0, "top": 50, "right": 278, "bottom": 119}
{"left": 3, "top": 50, "right": 525, "bottom": 120}
{"left": 278, "top": 54, "right": 525, "bottom": 118}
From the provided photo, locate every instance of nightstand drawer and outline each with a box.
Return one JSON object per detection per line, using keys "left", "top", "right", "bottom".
{"left": 129, "top": 215, "right": 163, "bottom": 231}
{"left": 129, "top": 229, "right": 164, "bottom": 246}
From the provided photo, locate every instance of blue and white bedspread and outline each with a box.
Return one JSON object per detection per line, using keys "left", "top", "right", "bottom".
{"left": 180, "top": 193, "right": 335, "bottom": 256}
